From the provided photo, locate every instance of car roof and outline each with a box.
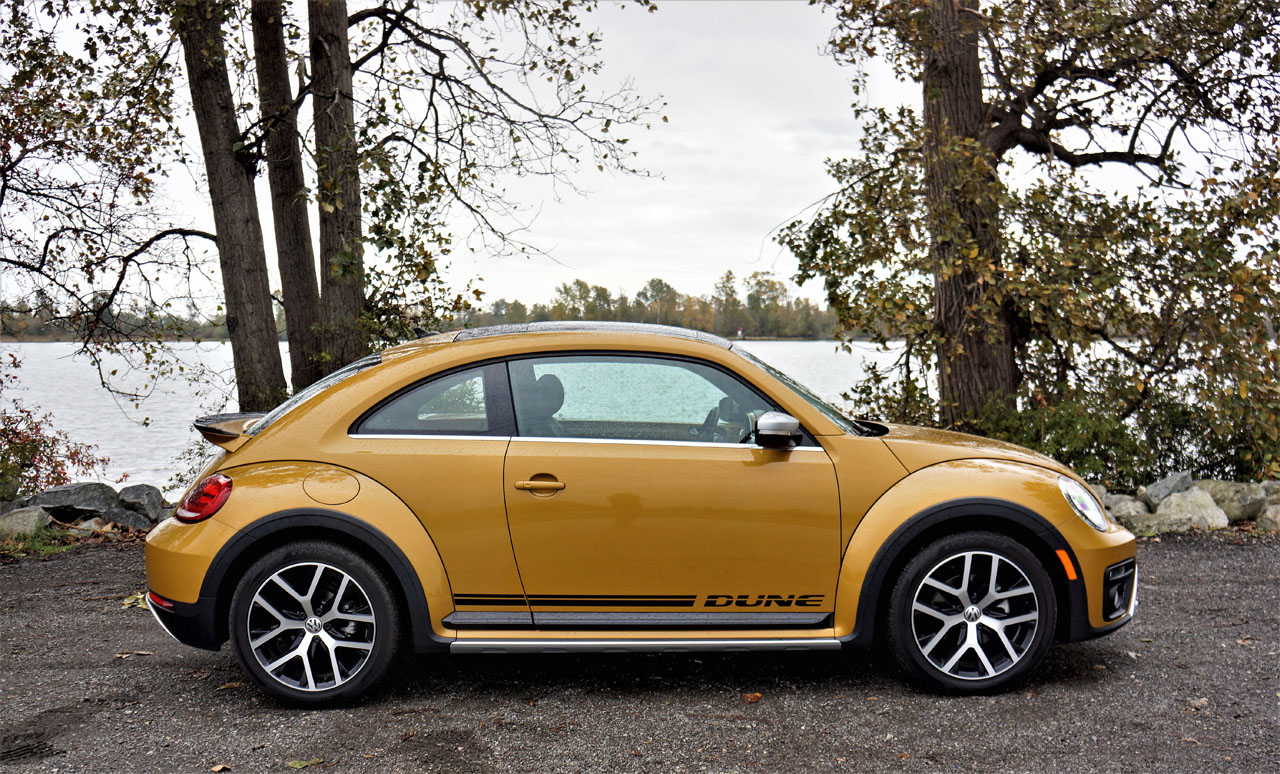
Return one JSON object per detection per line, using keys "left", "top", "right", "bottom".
{"left": 449, "top": 321, "right": 732, "bottom": 348}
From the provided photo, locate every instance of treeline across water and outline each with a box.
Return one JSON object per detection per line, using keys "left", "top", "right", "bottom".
{"left": 459, "top": 272, "right": 842, "bottom": 340}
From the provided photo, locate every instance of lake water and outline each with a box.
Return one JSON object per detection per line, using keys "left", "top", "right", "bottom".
{"left": 1, "top": 339, "right": 899, "bottom": 495}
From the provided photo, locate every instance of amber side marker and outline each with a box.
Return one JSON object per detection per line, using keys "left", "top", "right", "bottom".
{"left": 1055, "top": 549, "right": 1078, "bottom": 581}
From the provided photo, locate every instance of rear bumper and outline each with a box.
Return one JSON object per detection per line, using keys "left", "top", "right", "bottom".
{"left": 148, "top": 592, "right": 222, "bottom": 651}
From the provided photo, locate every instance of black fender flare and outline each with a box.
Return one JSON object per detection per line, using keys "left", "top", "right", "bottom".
{"left": 199, "top": 508, "right": 450, "bottom": 652}
{"left": 840, "top": 497, "right": 1090, "bottom": 646}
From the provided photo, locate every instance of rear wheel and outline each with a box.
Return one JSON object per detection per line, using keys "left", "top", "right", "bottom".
{"left": 887, "top": 531, "right": 1056, "bottom": 693}
{"left": 229, "top": 541, "right": 400, "bottom": 706}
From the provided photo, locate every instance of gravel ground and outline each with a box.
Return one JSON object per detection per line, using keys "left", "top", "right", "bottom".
{"left": 1, "top": 533, "right": 1277, "bottom": 773}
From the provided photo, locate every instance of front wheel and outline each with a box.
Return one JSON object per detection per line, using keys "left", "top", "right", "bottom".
{"left": 228, "top": 541, "right": 401, "bottom": 706}
{"left": 887, "top": 531, "right": 1056, "bottom": 693}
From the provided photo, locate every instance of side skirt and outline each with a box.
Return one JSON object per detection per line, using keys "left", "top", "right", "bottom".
{"left": 449, "top": 637, "right": 842, "bottom": 654}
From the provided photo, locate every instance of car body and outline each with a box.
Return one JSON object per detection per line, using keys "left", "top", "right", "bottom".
{"left": 145, "top": 322, "right": 1137, "bottom": 704}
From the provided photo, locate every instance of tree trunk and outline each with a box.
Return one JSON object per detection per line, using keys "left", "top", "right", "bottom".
{"left": 922, "top": 0, "right": 1018, "bottom": 428}
{"left": 309, "top": 0, "right": 367, "bottom": 372}
{"left": 251, "top": 0, "right": 325, "bottom": 391}
{"left": 174, "top": 0, "right": 287, "bottom": 411}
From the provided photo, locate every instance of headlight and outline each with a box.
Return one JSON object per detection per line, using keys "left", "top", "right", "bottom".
{"left": 1059, "top": 476, "right": 1108, "bottom": 531}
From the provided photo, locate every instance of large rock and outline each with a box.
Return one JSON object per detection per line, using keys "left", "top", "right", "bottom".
{"left": 1139, "top": 470, "right": 1194, "bottom": 509}
{"left": 1089, "top": 483, "right": 1107, "bottom": 501}
{"left": 1193, "top": 480, "right": 1267, "bottom": 523}
{"left": 105, "top": 507, "right": 151, "bottom": 531}
{"left": 1103, "top": 495, "right": 1150, "bottom": 532}
{"left": 1138, "top": 488, "right": 1229, "bottom": 533}
{"left": 119, "top": 484, "right": 169, "bottom": 523}
{"left": 1258, "top": 505, "right": 1280, "bottom": 532}
{"left": 27, "top": 482, "right": 120, "bottom": 524}
{"left": 1264, "top": 480, "right": 1280, "bottom": 503}
{"left": 0, "top": 506, "right": 52, "bottom": 537}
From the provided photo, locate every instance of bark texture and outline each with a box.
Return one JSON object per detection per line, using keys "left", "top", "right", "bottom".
{"left": 174, "top": 0, "right": 287, "bottom": 411}
{"left": 922, "top": 0, "right": 1019, "bottom": 427}
{"left": 309, "top": 0, "right": 367, "bottom": 372}
{"left": 252, "top": 0, "right": 325, "bottom": 391}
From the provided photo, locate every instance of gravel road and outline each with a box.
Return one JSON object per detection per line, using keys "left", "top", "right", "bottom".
{"left": 1, "top": 533, "right": 1277, "bottom": 773}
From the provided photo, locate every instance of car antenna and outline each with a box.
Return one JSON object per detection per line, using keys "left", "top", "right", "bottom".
{"left": 413, "top": 326, "right": 441, "bottom": 339}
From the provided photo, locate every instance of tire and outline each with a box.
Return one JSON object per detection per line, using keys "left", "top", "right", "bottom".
{"left": 887, "top": 531, "right": 1056, "bottom": 694}
{"left": 228, "top": 540, "right": 401, "bottom": 706}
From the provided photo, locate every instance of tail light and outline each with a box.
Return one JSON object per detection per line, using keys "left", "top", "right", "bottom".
{"left": 175, "top": 473, "right": 233, "bottom": 522}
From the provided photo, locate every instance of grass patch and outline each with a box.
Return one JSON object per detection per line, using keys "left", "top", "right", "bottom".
{"left": 0, "top": 526, "right": 81, "bottom": 560}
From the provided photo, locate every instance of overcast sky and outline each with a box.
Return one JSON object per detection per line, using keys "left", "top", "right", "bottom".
{"left": 433, "top": 0, "right": 865, "bottom": 305}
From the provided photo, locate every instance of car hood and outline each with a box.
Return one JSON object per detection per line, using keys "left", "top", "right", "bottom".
{"left": 879, "top": 423, "right": 1072, "bottom": 476}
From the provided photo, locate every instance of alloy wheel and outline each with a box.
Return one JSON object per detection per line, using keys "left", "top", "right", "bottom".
{"left": 909, "top": 550, "right": 1039, "bottom": 681}
{"left": 245, "top": 561, "right": 377, "bottom": 692}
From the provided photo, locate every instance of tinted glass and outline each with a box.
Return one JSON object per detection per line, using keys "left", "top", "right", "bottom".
{"left": 508, "top": 355, "right": 774, "bottom": 443}
{"left": 358, "top": 367, "right": 492, "bottom": 435}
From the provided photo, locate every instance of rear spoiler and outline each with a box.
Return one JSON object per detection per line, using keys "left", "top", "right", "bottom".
{"left": 193, "top": 412, "right": 266, "bottom": 452}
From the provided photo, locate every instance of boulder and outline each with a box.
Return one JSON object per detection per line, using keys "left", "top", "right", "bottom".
{"left": 105, "top": 507, "right": 151, "bottom": 531}
{"left": 1258, "top": 505, "right": 1280, "bottom": 532}
{"left": 119, "top": 484, "right": 169, "bottom": 523}
{"left": 1264, "top": 480, "right": 1280, "bottom": 503}
{"left": 28, "top": 482, "right": 120, "bottom": 523}
{"left": 0, "top": 506, "right": 52, "bottom": 537}
{"left": 1140, "top": 488, "right": 1229, "bottom": 533}
{"left": 1139, "top": 470, "right": 1194, "bottom": 509}
{"left": 1102, "top": 495, "right": 1150, "bottom": 532}
{"left": 1089, "top": 483, "right": 1107, "bottom": 501}
{"left": 1193, "top": 480, "right": 1267, "bottom": 523}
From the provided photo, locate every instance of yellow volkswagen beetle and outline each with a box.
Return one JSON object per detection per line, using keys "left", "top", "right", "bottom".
{"left": 145, "top": 322, "right": 1136, "bottom": 705}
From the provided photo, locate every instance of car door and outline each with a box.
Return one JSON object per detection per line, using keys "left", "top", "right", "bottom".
{"left": 502, "top": 353, "right": 841, "bottom": 628}
{"left": 338, "top": 363, "right": 531, "bottom": 626}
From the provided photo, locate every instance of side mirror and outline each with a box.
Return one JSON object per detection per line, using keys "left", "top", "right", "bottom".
{"left": 755, "top": 411, "right": 801, "bottom": 449}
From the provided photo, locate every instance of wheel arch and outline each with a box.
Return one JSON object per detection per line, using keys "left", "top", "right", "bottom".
{"left": 838, "top": 496, "right": 1083, "bottom": 648}
{"left": 200, "top": 509, "right": 451, "bottom": 652}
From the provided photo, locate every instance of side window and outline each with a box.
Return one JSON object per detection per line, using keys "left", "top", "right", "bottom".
{"left": 356, "top": 365, "right": 507, "bottom": 435}
{"left": 508, "top": 355, "right": 776, "bottom": 443}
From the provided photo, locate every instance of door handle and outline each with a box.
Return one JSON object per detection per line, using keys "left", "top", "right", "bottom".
{"left": 514, "top": 480, "right": 566, "bottom": 492}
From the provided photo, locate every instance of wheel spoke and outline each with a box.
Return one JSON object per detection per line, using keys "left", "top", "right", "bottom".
{"left": 263, "top": 645, "right": 303, "bottom": 674}
{"left": 912, "top": 602, "right": 952, "bottom": 622}
{"left": 921, "top": 621, "right": 959, "bottom": 657}
{"left": 996, "top": 612, "right": 1039, "bottom": 628}
{"left": 252, "top": 593, "right": 287, "bottom": 623}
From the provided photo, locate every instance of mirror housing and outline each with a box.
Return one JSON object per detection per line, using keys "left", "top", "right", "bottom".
{"left": 755, "top": 411, "right": 801, "bottom": 449}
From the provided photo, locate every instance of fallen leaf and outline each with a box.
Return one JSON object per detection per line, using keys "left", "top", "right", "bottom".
{"left": 211, "top": 766, "right": 230, "bottom": 773}
{"left": 400, "top": 731, "right": 415, "bottom": 742}
{"left": 1126, "top": 651, "right": 1140, "bottom": 659}
{"left": 742, "top": 692, "right": 763, "bottom": 704}
{"left": 287, "top": 759, "right": 324, "bottom": 769}
{"left": 114, "top": 651, "right": 152, "bottom": 659}
{"left": 897, "top": 753, "right": 911, "bottom": 760}
{"left": 217, "top": 681, "right": 244, "bottom": 691}
{"left": 1189, "top": 698, "right": 1209, "bottom": 710}
{"left": 121, "top": 592, "right": 146, "bottom": 609}
{"left": 1236, "top": 637, "right": 1256, "bottom": 647}
{"left": 1140, "top": 638, "right": 1154, "bottom": 643}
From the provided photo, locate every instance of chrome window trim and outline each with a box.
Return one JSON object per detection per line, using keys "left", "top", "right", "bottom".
{"left": 509, "top": 436, "right": 827, "bottom": 451}
{"left": 348, "top": 433, "right": 514, "bottom": 442}
{"left": 347, "top": 433, "right": 826, "bottom": 450}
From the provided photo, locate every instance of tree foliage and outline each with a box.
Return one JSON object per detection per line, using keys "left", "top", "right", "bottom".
{"left": 0, "top": 0, "right": 218, "bottom": 399}
{"left": 782, "top": 0, "right": 1280, "bottom": 486}
{"left": 463, "top": 272, "right": 839, "bottom": 340}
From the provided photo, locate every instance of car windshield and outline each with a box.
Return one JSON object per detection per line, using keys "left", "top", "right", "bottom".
{"left": 247, "top": 354, "right": 382, "bottom": 435}
{"left": 733, "top": 346, "right": 865, "bottom": 436}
